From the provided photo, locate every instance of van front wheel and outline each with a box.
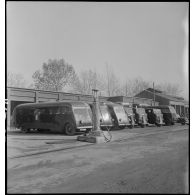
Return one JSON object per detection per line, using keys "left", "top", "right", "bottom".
{"left": 141, "top": 124, "right": 145, "bottom": 128}
{"left": 64, "top": 123, "right": 76, "bottom": 136}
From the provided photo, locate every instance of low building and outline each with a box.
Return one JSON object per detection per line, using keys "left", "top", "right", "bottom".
{"left": 107, "top": 96, "right": 159, "bottom": 106}
{"left": 135, "top": 88, "right": 189, "bottom": 117}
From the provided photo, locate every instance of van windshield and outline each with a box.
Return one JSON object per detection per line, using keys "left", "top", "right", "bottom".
{"left": 169, "top": 107, "right": 176, "bottom": 113}
{"left": 153, "top": 109, "right": 161, "bottom": 114}
{"left": 100, "top": 106, "right": 110, "bottom": 121}
{"left": 73, "top": 107, "right": 91, "bottom": 122}
{"left": 160, "top": 108, "right": 170, "bottom": 113}
{"left": 114, "top": 106, "right": 127, "bottom": 119}
{"left": 124, "top": 107, "right": 133, "bottom": 115}
{"left": 136, "top": 108, "right": 146, "bottom": 114}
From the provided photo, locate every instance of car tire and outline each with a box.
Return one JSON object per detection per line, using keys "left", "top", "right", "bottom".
{"left": 141, "top": 124, "right": 145, "bottom": 128}
{"left": 165, "top": 122, "right": 171, "bottom": 126}
{"left": 129, "top": 125, "right": 134, "bottom": 129}
{"left": 101, "top": 127, "right": 106, "bottom": 131}
{"left": 64, "top": 123, "right": 76, "bottom": 136}
{"left": 21, "top": 127, "right": 30, "bottom": 133}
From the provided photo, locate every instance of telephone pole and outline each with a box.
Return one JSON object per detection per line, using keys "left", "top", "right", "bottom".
{"left": 153, "top": 82, "right": 155, "bottom": 106}
{"left": 106, "top": 62, "right": 110, "bottom": 97}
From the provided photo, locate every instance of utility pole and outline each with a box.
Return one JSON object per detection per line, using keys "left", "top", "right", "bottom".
{"left": 125, "top": 81, "right": 127, "bottom": 96}
{"left": 106, "top": 62, "right": 110, "bottom": 97}
{"left": 153, "top": 82, "right": 155, "bottom": 106}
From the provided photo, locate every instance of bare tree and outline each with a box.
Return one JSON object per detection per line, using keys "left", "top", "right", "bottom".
{"left": 32, "top": 59, "right": 76, "bottom": 92}
{"left": 123, "top": 78, "right": 182, "bottom": 97}
{"left": 105, "top": 65, "right": 122, "bottom": 96}
{"left": 155, "top": 82, "right": 182, "bottom": 96}
{"left": 131, "top": 77, "right": 150, "bottom": 96}
{"left": 7, "top": 72, "right": 27, "bottom": 88}
{"left": 120, "top": 77, "right": 150, "bottom": 97}
{"left": 70, "top": 69, "right": 106, "bottom": 95}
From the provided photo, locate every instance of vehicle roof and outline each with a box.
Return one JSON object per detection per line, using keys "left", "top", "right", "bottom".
{"left": 105, "top": 101, "right": 123, "bottom": 107}
{"left": 15, "top": 101, "right": 90, "bottom": 109}
{"left": 142, "top": 105, "right": 172, "bottom": 109}
{"left": 87, "top": 102, "right": 108, "bottom": 107}
{"left": 152, "top": 105, "right": 173, "bottom": 109}
{"left": 135, "top": 107, "right": 145, "bottom": 109}
{"left": 144, "top": 107, "right": 161, "bottom": 110}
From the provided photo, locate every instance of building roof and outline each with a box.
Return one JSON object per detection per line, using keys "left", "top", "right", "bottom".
{"left": 15, "top": 100, "right": 90, "bottom": 108}
{"left": 142, "top": 88, "right": 188, "bottom": 103}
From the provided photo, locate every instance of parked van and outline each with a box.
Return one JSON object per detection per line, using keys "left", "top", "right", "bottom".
{"left": 144, "top": 107, "right": 164, "bottom": 127}
{"left": 153, "top": 105, "right": 177, "bottom": 125}
{"left": 133, "top": 107, "right": 148, "bottom": 128}
{"left": 88, "top": 103, "right": 113, "bottom": 130}
{"left": 106, "top": 102, "right": 130, "bottom": 129}
{"left": 116, "top": 103, "right": 135, "bottom": 129}
{"left": 123, "top": 106, "right": 135, "bottom": 128}
{"left": 12, "top": 101, "right": 93, "bottom": 135}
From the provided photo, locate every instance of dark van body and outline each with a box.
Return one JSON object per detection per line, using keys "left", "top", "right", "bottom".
{"left": 133, "top": 107, "right": 148, "bottom": 128}
{"left": 144, "top": 107, "right": 164, "bottom": 127}
{"left": 88, "top": 103, "right": 113, "bottom": 130}
{"left": 152, "top": 106, "right": 177, "bottom": 125}
{"left": 12, "top": 101, "right": 93, "bottom": 135}
{"left": 106, "top": 103, "right": 130, "bottom": 129}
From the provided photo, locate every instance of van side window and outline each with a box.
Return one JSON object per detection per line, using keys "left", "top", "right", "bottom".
{"left": 60, "top": 107, "right": 66, "bottom": 114}
{"left": 34, "top": 109, "right": 41, "bottom": 121}
{"left": 49, "top": 107, "right": 59, "bottom": 114}
{"left": 56, "top": 106, "right": 71, "bottom": 114}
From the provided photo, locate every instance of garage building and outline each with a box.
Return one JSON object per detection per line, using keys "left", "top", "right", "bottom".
{"left": 135, "top": 88, "right": 189, "bottom": 117}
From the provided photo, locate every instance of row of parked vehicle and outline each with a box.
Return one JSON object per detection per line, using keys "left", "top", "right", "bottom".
{"left": 11, "top": 100, "right": 188, "bottom": 135}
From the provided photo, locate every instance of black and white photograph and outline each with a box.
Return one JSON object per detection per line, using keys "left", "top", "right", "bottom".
{"left": 6, "top": 1, "right": 189, "bottom": 194}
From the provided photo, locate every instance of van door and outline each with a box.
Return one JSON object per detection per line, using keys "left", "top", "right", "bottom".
{"left": 35, "top": 107, "right": 57, "bottom": 130}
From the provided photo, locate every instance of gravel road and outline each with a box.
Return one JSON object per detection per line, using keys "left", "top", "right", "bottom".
{"left": 7, "top": 126, "right": 189, "bottom": 193}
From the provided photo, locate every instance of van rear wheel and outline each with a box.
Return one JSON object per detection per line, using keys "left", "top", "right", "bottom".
{"left": 21, "top": 128, "right": 30, "bottom": 133}
{"left": 64, "top": 123, "right": 76, "bottom": 136}
{"left": 155, "top": 123, "right": 161, "bottom": 127}
{"left": 129, "top": 125, "right": 134, "bottom": 129}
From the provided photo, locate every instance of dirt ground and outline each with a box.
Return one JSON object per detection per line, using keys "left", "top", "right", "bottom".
{"left": 7, "top": 125, "right": 189, "bottom": 193}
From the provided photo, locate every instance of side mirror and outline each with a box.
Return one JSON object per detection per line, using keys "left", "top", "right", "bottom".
{"left": 100, "top": 119, "right": 103, "bottom": 123}
{"left": 79, "top": 120, "right": 82, "bottom": 124}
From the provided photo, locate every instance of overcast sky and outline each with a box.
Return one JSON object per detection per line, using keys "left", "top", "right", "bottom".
{"left": 7, "top": 2, "right": 189, "bottom": 98}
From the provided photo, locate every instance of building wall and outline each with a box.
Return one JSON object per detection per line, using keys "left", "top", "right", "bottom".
{"left": 135, "top": 90, "right": 189, "bottom": 116}
{"left": 107, "top": 96, "right": 158, "bottom": 106}
{"left": 108, "top": 96, "right": 159, "bottom": 106}
{"left": 135, "top": 91, "right": 169, "bottom": 105}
